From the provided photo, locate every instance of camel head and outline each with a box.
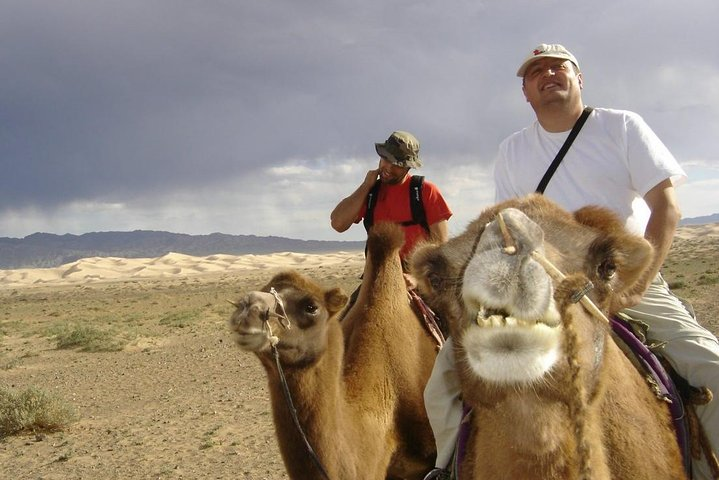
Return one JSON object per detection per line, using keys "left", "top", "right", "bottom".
{"left": 228, "top": 270, "right": 348, "bottom": 367}
{"left": 410, "top": 194, "right": 654, "bottom": 405}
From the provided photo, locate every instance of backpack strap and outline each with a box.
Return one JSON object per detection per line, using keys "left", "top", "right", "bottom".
{"left": 363, "top": 175, "right": 429, "bottom": 234}
{"left": 362, "top": 179, "right": 382, "bottom": 233}
{"left": 406, "top": 175, "right": 430, "bottom": 234}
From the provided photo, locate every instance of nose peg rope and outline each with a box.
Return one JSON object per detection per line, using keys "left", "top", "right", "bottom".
{"left": 494, "top": 210, "right": 602, "bottom": 479}
{"left": 265, "top": 286, "right": 331, "bottom": 480}
{"left": 269, "top": 287, "right": 292, "bottom": 329}
{"left": 530, "top": 250, "right": 609, "bottom": 324}
{"left": 495, "top": 212, "right": 609, "bottom": 325}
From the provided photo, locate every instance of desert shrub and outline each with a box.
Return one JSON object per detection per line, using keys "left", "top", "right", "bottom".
{"left": 2, "top": 358, "right": 21, "bottom": 371}
{"left": 698, "top": 274, "right": 719, "bottom": 286}
{"left": 52, "top": 324, "right": 127, "bottom": 352}
{"left": 668, "top": 280, "right": 686, "bottom": 290}
{"left": 0, "top": 385, "right": 78, "bottom": 438}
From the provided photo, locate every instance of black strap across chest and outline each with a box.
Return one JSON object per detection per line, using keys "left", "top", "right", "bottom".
{"left": 535, "top": 106, "right": 594, "bottom": 194}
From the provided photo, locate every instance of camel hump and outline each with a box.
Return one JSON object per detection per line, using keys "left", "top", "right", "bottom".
{"left": 366, "top": 222, "right": 405, "bottom": 263}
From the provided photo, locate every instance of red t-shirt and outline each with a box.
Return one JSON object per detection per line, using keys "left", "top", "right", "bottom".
{"left": 356, "top": 175, "right": 452, "bottom": 259}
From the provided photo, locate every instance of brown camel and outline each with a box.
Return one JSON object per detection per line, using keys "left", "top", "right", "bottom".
{"left": 228, "top": 222, "right": 438, "bottom": 480}
{"left": 410, "top": 194, "right": 686, "bottom": 480}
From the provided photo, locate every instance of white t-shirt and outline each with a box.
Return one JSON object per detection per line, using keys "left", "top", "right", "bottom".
{"left": 494, "top": 107, "right": 686, "bottom": 236}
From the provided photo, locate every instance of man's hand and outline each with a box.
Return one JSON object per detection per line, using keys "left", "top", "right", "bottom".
{"left": 364, "top": 168, "right": 380, "bottom": 186}
{"left": 330, "top": 168, "right": 380, "bottom": 233}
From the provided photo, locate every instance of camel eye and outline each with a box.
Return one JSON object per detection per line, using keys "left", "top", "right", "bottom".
{"left": 597, "top": 258, "right": 617, "bottom": 281}
{"left": 428, "top": 272, "right": 443, "bottom": 290}
{"left": 304, "top": 303, "right": 319, "bottom": 315}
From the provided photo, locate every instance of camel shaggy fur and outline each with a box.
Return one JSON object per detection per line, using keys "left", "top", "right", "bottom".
{"left": 411, "top": 194, "right": 686, "bottom": 480}
{"left": 228, "top": 222, "right": 438, "bottom": 479}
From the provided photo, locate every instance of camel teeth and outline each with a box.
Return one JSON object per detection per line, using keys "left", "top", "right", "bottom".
{"left": 489, "top": 314, "right": 505, "bottom": 327}
{"left": 475, "top": 309, "right": 553, "bottom": 329}
{"left": 475, "top": 312, "right": 490, "bottom": 327}
{"left": 475, "top": 312, "right": 508, "bottom": 328}
{"left": 504, "top": 316, "right": 518, "bottom": 327}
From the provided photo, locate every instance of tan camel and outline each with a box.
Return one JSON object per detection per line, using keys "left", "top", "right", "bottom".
{"left": 410, "top": 194, "right": 686, "bottom": 480}
{"left": 228, "top": 222, "right": 438, "bottom": 480}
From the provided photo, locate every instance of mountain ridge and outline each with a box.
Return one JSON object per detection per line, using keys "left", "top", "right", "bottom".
{"left": 0, "top": 230, "right": 365, "bottom": 269}
{"left": 679, "top": 213, "right": 719, "bottom": 226}
{"left": 2, "top": 212, "right": 716, "bottom": 270}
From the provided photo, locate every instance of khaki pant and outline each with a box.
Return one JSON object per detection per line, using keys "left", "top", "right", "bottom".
{"left": 424, "top": 274, "right": 719, "bottom": 479}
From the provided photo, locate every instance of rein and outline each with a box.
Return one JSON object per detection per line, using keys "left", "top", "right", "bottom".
{"left": 496, "top": 212, "right": 608, "bottom": 480}
{"left": 264, "top": 287, "right": 332, "bottom": 480}
{"left": 472, "top": 213, "right": 605, "bottom": 479}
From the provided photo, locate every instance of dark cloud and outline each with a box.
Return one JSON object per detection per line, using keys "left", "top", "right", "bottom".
{"left": 0, "top": 0, "right": 717, "bottom": 238}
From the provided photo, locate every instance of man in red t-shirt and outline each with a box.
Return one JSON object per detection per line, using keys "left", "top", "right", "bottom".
{"left": 331, "top": 130, "right": 453, "bottom": 265}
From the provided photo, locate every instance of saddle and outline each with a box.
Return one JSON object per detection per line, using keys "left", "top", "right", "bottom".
{"left": 613, "top": 313, "right": 718, "bottom": 478}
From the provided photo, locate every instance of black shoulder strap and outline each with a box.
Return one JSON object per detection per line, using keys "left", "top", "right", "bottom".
{"left": 362, "top": 179, "right": 382, "bottom": 232}
{"left": 408, "top": 175, "right": 429, "bottom": 233}
{"left": 362, "top": 175, "right": 429, "bottom": 234}
{"left": 535, "top": 106, "right": 594, "bottom": 194}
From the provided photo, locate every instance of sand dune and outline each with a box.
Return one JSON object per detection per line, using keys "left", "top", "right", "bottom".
{"left": 1, "top": 223, "right": 715, "bottom": 289}
{"left": 0, "top": 250, "right": 365, "bottom": 288}
{"left": 674, "top": 223, "right": 719, "bottom": 240}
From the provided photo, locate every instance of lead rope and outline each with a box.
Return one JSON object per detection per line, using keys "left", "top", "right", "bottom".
{"left": 497, "top": 213, "right": 599, "bottom": 480}
{"left": 266, "top": 287, "right": 332, "bottom": 480}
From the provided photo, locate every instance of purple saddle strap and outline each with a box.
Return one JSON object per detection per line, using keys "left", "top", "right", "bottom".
{"left": 611, "top": 315, "right": 691, "bottom": 475}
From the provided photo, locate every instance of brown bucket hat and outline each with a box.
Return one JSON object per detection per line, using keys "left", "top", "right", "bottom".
{"left": 375, "top": 131, "right": 422, "bottom": 169}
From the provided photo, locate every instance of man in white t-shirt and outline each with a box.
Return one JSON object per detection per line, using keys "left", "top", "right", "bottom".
{"left": 423, "top": 44, "right": 719, "bottom": 480}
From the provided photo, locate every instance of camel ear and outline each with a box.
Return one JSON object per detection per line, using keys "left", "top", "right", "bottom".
{"left": 574, "top": 205, "right": 654, "bottom": 294}
{"left": 325, "top": 288, "right": 348, "bottom": 316}
{"left": 574, "top": 205, "right": 625, "bottom": 233}
{"left": 410, "top": 244, "right": 451, "bottom": 298}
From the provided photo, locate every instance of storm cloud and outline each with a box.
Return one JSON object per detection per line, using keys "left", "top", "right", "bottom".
{"left": 1, "top": 0, "right": 717, "bottom": 241}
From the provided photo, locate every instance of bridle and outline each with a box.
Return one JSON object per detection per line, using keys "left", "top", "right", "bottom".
{"left": 260, "top": 287, "right": 291, "bottom": 345}
{"left": 466, "top": 211, "right": 610, "bottom": 325}
{"left": 263, "top": 287, "right": 332, "bottom": 480}
{"left": 489, "top": 212, "right": 607, "bottom": 480}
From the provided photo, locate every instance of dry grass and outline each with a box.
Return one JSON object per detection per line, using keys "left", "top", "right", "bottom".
{"left": 662, "top": 231, "right": 719, "bottom": 333}
{"left": 0, "top": 266, "right": 361, "bottom": 479}
{"left": 0, "top": 386, "right": 78, "bottom": 439}
{"left": 0, "top": 230, "right": 717, "bottom": 479}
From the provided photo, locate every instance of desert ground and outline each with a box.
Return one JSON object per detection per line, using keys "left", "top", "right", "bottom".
{"left": 1, "top": 224, "right": 718, "bottom": 479}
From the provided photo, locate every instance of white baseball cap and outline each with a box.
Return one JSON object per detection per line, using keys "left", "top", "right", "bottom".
{"left": 516, "top": 43, "right": 580, "bottom": 77}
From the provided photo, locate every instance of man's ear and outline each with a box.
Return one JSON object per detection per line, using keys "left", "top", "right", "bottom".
{"left": 577, "top": 72, "right": 583, "bottom": 90}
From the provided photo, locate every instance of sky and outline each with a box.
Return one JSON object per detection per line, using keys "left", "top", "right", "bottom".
{"left": 1, "top": 0, "right": 718, "bottom": 242}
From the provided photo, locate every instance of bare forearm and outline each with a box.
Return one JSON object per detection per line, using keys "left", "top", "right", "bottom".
{"left": 330, "top": 170, "right": 378, "bottom": 232}
{"left": 330, "top": 193, "right": 367, "bottom": 232}
{"left": 643, "top": 179, "right": 681, "bottom": 280}
{"left": 644, "top": 205, "right": 680, "bottom": 279}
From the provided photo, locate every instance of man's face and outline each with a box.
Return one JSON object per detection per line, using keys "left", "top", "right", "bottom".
{"left": 521, "top": 57, "right": 583, "bottom": 108}
{"left": 378, "top": 157, "right": 410, "bottom": 185}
